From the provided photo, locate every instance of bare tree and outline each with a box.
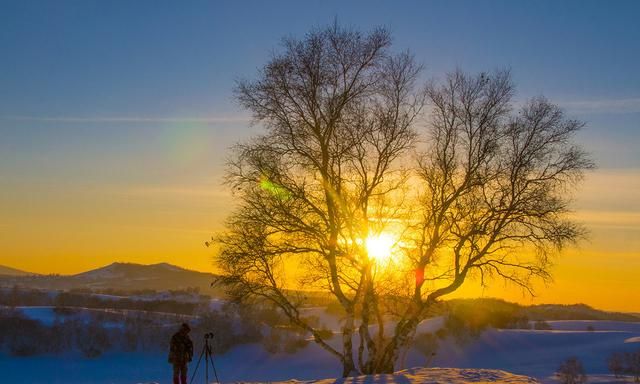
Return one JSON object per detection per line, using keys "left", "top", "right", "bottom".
{"left": 375, "top": 70, "right": 594, "bottom": 371}
{"left": 213, "top": 24, "right": 593, "bottom": 376}
{"left": 556, "top": 357, "right": 587, "bottom": 384}
{"left": 608, "top": 351, "right": 625, "bottom": 378}
{"left": 626, "top": 350, "right": 640, "bottom": 382}
{"left": 215, "top": 23, "right": 423, "bottom": 376}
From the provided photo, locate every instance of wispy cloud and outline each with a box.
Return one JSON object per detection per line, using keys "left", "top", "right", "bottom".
{"left": 119, "top": 184, "right": 231, "bottom": 199}
{"left": 572, "top": 210, "right": 640, "bottom": 231}
{"left": 1, "top": 115, "right": 251, "bottom": 124}
{"left": 558, "top": 98, "right": 640, "bottom": 114}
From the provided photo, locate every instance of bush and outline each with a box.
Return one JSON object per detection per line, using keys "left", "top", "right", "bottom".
{"left": 315, "top": 328, "right": 335, "bottom": 340}
{"left": 413, "top": 332, "right": 438, "bottom": 365}
{"left": 282, "top": 335, "right": 309, "bottom": 354}
{"left": 262, "top": 328, "right": 282, "bottom": 354}
{"left": 444, "top": 312, "right": 485, "bottom": 345}
{"left": 261, "top": 325, "right": 309, "bottom": 355}
{"left": 76, "top": 321, "right": 112, "bottom": 358}
{"left": 533, "top": 320, "right": 552, "bottom": 330}
{"left": 0, "top": 313, "right": 49, "bottom": 356}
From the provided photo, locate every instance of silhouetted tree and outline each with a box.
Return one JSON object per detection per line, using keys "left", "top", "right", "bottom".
{"left": 608, "top": 351, "right": 625, "bottom": 378}
{"left": 556, "top": 357, "right": 587, "bottom": 384}
{"left": 213, "top": 23, "right": 593, "bottom": 376}
{"left": 626, "top": 350, "right": 640, "bottom": 382}
{"left": 215, "top": 23, "right": 422, "bottom": 376}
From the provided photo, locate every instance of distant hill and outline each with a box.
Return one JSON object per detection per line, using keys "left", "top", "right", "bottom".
{"left": 525, "top": 303, "right": 640, "bottom": 322}
{"left": 441, "top": 298, "right": 640, "bottom": 322}
{"left": 0, "top": 262, "right": 223, "bottom": 295}
{"left": 0, "top": 265, "right": 36, "bottom": 276}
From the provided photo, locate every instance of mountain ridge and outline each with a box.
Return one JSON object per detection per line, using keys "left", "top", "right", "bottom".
{"left": 0, "top": 265, "right": 37, "bottom": 276}
{"left": 0, "top": 261, "right": 222, "bottom": 294}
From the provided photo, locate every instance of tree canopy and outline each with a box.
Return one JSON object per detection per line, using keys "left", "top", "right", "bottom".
{"left": 212, "top": 23, "right": 593, "bottom": 376}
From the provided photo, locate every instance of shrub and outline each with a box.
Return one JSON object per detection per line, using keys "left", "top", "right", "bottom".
{"left": 77, "top": 321, "right": 112, "bottom": 358}
{"left": 413, "top": 332, "right": 438, "bottom": 364}
{"left": 533, "top": 320, "right": 552, "bottom": 330}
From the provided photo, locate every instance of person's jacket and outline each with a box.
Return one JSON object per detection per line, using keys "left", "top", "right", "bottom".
{"left": 168, "top": 331, "right": 193, "bottom": 364}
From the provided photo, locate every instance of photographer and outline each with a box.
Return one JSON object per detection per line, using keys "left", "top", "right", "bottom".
{"left": 168, "top": 323, "right": 193, "bottom": 384}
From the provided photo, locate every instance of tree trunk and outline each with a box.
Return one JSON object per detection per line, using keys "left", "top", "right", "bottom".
{"left": 372, "top": 311, "right": 423, "bottom": 374}
{"left": 341, "top": 313, "right": 357, "bottom": 377}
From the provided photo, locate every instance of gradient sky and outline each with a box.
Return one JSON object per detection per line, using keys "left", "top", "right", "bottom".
{"left": 1, "top": 1, "right": 638, "bottom": 311}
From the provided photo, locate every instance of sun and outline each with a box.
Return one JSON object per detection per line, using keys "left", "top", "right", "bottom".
{"left": 365, "top": 233, "right": 396, "bottom": 263}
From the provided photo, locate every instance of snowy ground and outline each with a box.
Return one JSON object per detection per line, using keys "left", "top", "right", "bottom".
{"left": 1, "top": 319, "right": 638, "bottom": 384}
{"left": 263, "top": 367, "right": 540, "bottom": 384}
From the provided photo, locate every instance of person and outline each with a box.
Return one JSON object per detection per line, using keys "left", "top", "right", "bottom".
{"left": 168, "top": 323, "right": 193, "bottom": 384}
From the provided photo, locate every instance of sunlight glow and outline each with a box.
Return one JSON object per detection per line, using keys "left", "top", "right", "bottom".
{"left": 365, "top": 233, "right": 396, "bottom": 263}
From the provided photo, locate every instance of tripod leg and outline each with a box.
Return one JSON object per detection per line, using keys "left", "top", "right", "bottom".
{"left": 208, "top": 349, "right": 220, "bottom": 384}
{"left": 205, "top": 342, "right": 212, "bottom": 384}
{"left": 189, "top": 347, "right": 205, "bottom": 384}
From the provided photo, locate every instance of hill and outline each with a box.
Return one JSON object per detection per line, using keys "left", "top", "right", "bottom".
{"left": 0, "top": 265, "right": 36, "bottom": 276}
{"left": 0, "top": 262, "right": 223, "bottom": 295}
{"left": 441, "top": 298, "right": 640, "bottom": 323}
{"left": 525, "top": 303, "right": 640, "bottom": 322}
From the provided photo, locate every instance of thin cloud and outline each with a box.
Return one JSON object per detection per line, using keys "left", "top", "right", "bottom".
{"left": 120, "top": 185, "right": 231, "bottom": 199}
{"left": 420, "top": 98, "right": 640, "bottom": 117}
{"left": 559, "top": 98, "right": 640, "bottom": 114}
{"left": 1, "top": 115, "right": 251, "bottom": 124}
{"left": 572, "top": 210, "right": 640, "bottom": 231}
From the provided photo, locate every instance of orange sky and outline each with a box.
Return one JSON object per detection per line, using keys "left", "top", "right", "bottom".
{"left": 1, "top": 167, "right": 638, "bottom": 312}
{"left": 1, "top": 2, "right": 638, "bottom": 313}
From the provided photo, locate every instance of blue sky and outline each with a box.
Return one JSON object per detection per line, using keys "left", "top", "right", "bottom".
{"left": 0, "top": 1, "right": 639, "bottom": 310}
{"left": 1, "top": 0, "right": 639, "bottom": 171}
{"left": 2, "top": 1, "right": 639, "bottom": 114}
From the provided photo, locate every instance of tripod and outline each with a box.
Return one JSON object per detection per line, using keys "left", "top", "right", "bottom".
{"left": 189, "top": 333, "right": 220, "bottom": 384}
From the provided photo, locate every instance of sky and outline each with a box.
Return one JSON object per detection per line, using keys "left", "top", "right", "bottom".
{"left": 0, "top": 0, "right": 638, "bottom": 311}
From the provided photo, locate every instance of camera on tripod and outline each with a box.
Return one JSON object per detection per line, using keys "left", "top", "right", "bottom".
{"left": 191, "top": 331, "right": 220, "bottom": 384}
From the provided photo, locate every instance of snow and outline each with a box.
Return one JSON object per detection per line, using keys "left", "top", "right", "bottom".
{"left": 407, "top": 326, "right": 639, "bottom": 382}
{"left": 546, "top": 321, "right": 640, "bottom": 333}
{"left": 266, "top": 367, "right": 539, "bottom": 384}
{"left": 17, "top": 306, "right": 60, "bottom": 326}
{"left": 15, "top": 305, "right": 196, "bottom": 327}
{"left": 0, "top": 352, "right": 539, "bottom": 384}
{"left": 1, "top": 318, "right": 638, "bottom": 384}
{"left": 416, "top": 316, "right": 445, "bottom": 333}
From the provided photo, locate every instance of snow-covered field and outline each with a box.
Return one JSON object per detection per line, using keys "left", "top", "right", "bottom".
{"left": 17, "top": 305, "right": 195, "bottom": 327}
{"left": 1, "top": 318, "right": 638, "bottom": 384}
{"left": 408, "top": 323, "right": 640, "bottom": 383}
{"left": 268, "top": 367, "right": 540, "bottom": 384}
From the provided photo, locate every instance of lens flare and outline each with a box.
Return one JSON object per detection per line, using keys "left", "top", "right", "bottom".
{"left": 365, "top": 233, "right": 396, "bottom": 263}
